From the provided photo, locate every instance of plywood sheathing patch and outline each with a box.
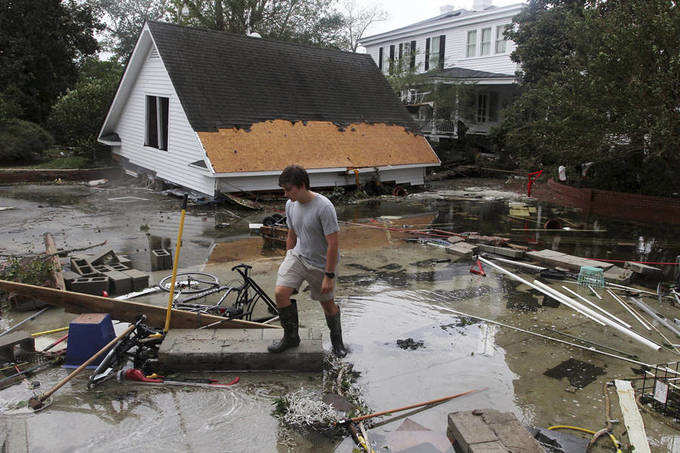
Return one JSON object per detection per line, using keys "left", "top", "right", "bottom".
{"left": 198, "top": 120, "right": 439, "bottom": 174}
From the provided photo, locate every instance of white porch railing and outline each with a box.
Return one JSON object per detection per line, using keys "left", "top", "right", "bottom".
{"left": 414, "top": 119, "right": 457, "bottom": 135}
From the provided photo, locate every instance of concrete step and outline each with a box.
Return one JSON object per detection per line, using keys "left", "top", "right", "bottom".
{"left": 158, "top": 328, "right": 324, "bottom": 372}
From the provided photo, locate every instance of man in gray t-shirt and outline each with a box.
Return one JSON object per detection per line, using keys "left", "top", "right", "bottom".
{"left": 268, "top": 165, "right": 347, "bottom": 357}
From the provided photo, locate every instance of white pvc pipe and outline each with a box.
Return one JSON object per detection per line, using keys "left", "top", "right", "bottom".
{"left": 484, "top": 255, "right": 546, "bottom": 272}
{"left": 588, "top": 285, "right": 603, "bottom": 300}
{"left": 478, "top": 256, "right": 661, "bottom": 350}
{"left": 630, "top": 297, "right": 680, "bottom": 338}
{"left": 533, "top": 281, "right": 606, "bottom": 326}
{"left": 607, "top": 290, "right": 652, "bottom": 331}
{"left": 561, "top": 286, "right": 632, "bottom": 329}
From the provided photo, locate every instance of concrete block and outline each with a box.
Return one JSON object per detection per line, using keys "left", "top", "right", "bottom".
{"left": 447, "top": 412, "right": 498, "bottom": 453}
{"left": 0, "top": 332, "right": 35, "bottom": 362}
{"left": 103, "top": 269, "right": 133, "bottom": 294}
{"left": 117, "top": 256, "right": 132, "bottom": 269}
{"left": 447, "top": 236, "right": 466, "bottom": 245}
{"left": 70, "top": 257, "right": 95, "bottom": 276}
{"left": 488, "top": 419, "right": 543, "bottom": 452}
{"left": 157, "top": 328, "right": 324, "bottom": 372}
{"left": 109, "top": 263, "right": 130, "bottom": 272}
{"left": 62, "top": 269, "right": 81, "bottom": 290}
{"left": 122, "top": 268, "right": 150, "bottom": 290}
{"left": 90, "top": 249, "right": 120, "bottom": 266}
{"left": 477, "top": 244, "right": 525, "bottom": 259}
{"left": 603, "top": 266, "right": 634, "bottom": 283}
{"left": 445, "top": 242, "right": 478, "bottom": 258}
{"left": 93, "top": 264, "right": 113, "bottom": 274}
{"left": 625, "top": 261, "right": 662, "bottom": 275}
{"left": 70, "top": 276, "right": 110, "bottom": 295}
{"left": 151, "top": 248, "right": 172, "bottom": 271}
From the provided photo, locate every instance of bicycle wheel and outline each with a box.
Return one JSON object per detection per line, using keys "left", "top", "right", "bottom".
{"left": 158, "top": 272, "right": 220, "bottom": 294}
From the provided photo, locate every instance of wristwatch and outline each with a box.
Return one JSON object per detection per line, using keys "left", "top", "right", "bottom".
{"left": 324, "top": 271, "right": 335, "bottom": 279}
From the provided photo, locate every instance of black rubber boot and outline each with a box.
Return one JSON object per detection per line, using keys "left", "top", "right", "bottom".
{"left": 325, "top": 309, "right": 348, "bottom": 358}
{"left": 268, "top": 300, "right": 300, "bottom": 353}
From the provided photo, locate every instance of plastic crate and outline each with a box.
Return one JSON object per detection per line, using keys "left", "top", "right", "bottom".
{"left": 577, "top": 266, "right": 605, "bottom": 288}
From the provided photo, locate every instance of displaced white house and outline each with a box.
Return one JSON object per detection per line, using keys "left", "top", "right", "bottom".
{"left": 360, "top": 0, "right": 523, "bottom": 140}
{"left": 98, "top": 22, "right": 440, "bottom": 197}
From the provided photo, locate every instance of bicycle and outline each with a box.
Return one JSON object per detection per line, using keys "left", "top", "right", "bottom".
{"left": 158, "top": 264, "right": 279, "bottom": 322}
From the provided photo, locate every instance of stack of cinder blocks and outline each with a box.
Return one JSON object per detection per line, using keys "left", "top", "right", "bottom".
{"left": 150, "top": 249, "right": 173, "bottom": 271}
{"left": 65, "top": 249, "right": 150, "bottom": 296}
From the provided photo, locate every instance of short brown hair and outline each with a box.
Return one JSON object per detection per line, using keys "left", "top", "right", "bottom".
{"left": 279, "top": 165, "right": 310, "bottom": 189}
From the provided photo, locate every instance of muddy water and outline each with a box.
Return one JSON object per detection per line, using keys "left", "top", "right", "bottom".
{"left": 2, "top": 179, "right": 680, "bottom": 452}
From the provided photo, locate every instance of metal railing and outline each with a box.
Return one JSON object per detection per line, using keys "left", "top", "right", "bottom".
{"left": 401, "top": 90, "right": 431, "bottom": 105}
{"left": 414, "top": 119, "right": 457, "bottom": 135}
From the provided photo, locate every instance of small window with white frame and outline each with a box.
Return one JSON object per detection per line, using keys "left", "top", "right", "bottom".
{"left": 480, "top": 27, "right": 491, "bottom": 56}
{"left": 495, "top": 25, "right": 510, "bottom": 53}
{"left": 146, "top": 95, "right": 169, "bottom": 151}
{"left": 466, "top": 30, "right": 477, "bottom": 57}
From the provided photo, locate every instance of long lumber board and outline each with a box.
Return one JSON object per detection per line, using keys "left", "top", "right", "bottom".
{"left": 0, "top": 279, "right": 279, "bottom": 330}
{"left": 614, "top": 380, "right": 651, "bottom": 453}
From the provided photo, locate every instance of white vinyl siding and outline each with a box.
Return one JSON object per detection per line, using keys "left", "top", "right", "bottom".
{"left": 466, "top": 30, "right": 477, "bottom": 57}
{"left": 480, "top": 28, "right": 491, "bottom": 56}
{"left": 114, "top": 45, "right": 215, "bottom": 196}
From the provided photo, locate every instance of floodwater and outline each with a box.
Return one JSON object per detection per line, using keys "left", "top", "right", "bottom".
{"left": 2, "top": 178, "right": 680, "bottom": 452}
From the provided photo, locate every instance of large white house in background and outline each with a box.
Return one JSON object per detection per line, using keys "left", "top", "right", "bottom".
{"left": 360, "top": 0, "right": 524, "bottom": 141}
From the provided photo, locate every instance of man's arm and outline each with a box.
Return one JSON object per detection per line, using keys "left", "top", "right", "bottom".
{"left": 321, "top": 232, "right": 338, "bottom": 294}
{"left": 286, "top": 228, "right": 297, "bottom": 251}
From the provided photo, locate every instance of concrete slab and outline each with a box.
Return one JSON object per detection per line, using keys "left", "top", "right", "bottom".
{"left": 447, "top": 412, "right": 498, "bottom": 452}
{"left": 2, "top": 417, "right": 28, "bottom": 453}
{"left": 477, "top": 244, "right": 525, "bottom": 259}
{"left": 526, "top": 249, "right": 613, "bottom": 272}
{"left": 445, "top": 242, "right": 478, "bottom": 258}
{"left": 157, "top": 328, "right": 324, "bottom": 372}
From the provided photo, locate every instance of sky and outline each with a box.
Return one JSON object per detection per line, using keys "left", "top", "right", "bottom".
{"left": 358, "top": 0, "right": 523, "bottom": 48}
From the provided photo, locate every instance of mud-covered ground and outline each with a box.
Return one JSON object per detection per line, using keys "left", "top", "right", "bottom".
{"left": 2, "top": 177, "right": 680, "bottom": 452}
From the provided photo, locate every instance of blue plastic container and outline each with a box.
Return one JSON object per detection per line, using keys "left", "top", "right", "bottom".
{"left": 64, "top": 313, "right": 116, "bottom": 368}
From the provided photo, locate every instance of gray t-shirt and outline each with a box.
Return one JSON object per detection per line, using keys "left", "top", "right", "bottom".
{"left": 286, "top": 193, "right": 340, "bottom": 270}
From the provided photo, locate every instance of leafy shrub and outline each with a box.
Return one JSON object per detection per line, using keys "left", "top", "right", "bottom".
{"left": 0, "top": 119, "right": 54, "bottom": 162}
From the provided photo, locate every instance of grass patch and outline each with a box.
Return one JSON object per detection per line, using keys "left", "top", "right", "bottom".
{"left": 34, "top": 156, "right": 91, "bottom": 169}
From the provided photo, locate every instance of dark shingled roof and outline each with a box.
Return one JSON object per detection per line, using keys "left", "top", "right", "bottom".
{"left": 425, "top": 67, "right": 515, "bottom": 79}
{"left": 147, "top": 21, "right": 418, "bottom": 132}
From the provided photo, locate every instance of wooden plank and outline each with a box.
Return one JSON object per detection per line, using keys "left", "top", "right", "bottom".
{"left": 43, "top": 233, "right": 66, "bottom": 291}
{"left": 614, "top": 380, "right": 651, "bottom": 453}
{"left": 526, "top": 249, "right": 613, "bottom": 272}
{"left": 0, "top": 279, "right": 279, "bottom": 330}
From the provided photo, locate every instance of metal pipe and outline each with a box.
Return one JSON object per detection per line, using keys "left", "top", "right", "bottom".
{"left": 478, "top": 257, "right": 661, "bottom": 351}
{"left": 532, "top": 281, "right": 606, "bottom": 327}
{"left": 544, "top": 327, "right": 638, "bottom": 359}
{"left": 0, "top": 307, "right": 50, "bottom": 338}
{"left": 428, "top": 303, "right": 675, "bottom": 374}
{"left": 630, "top": 297, "right": 680, "bottom": 338}
{"left": 606, "top": 290, "right": 652, "bottom": 331}
{"left": 561, "top": 286, "right": 632, "bottom": 329}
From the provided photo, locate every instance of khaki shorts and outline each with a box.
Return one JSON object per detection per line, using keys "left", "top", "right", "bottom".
{"left": 276, "top": 250, "right": 335, "bottom": 302}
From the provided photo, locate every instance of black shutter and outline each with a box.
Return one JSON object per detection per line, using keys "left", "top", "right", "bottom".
{"left": 389, "top": 44, "right": 395, "bottom": 72}
{"left": 398, "top": 43, "right": 403, "bottom": 61}
{"left": 410, "top": 41, "right": 416, "bottom": 70}
{"left": 438, "top": 35, "right": 446, "bottom": 70}
{"left": 378, "top": 47, "right": 383, "bottom": 70}
{"left": 425, "top": 38, "right": 430, "bottom": 71}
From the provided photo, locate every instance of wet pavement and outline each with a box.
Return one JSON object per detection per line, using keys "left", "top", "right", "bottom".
{"left": 2, "top": 178, "right": 680, "bottom": 452}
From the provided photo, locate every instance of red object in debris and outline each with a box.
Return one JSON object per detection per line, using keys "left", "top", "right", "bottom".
{"left": 469, "top": 259, "right": 486, "bottom": 276}
{"left": 526, "top": 170, "right": 543, "bottom": 197}
{"left": 124, "top": 368, "right": 163, "bottom": 383}
{"left": 102, "top": 290, "right": 109, "bottom": 297}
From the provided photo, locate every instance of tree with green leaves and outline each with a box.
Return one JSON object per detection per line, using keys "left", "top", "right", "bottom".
{"left": 0, "top": 0, "right": 103, "bottom": 124}
{"left": 47, "top": 58, "right": 124, "bottom": 160}
{"left": 167, "top": 0, "right": 346, "bottom": 48}
{"left": 500, "top": 0, "right": 680, "bottom": 194}
{"left": 90, "top": 0, "right": 170, "bottom": 62}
